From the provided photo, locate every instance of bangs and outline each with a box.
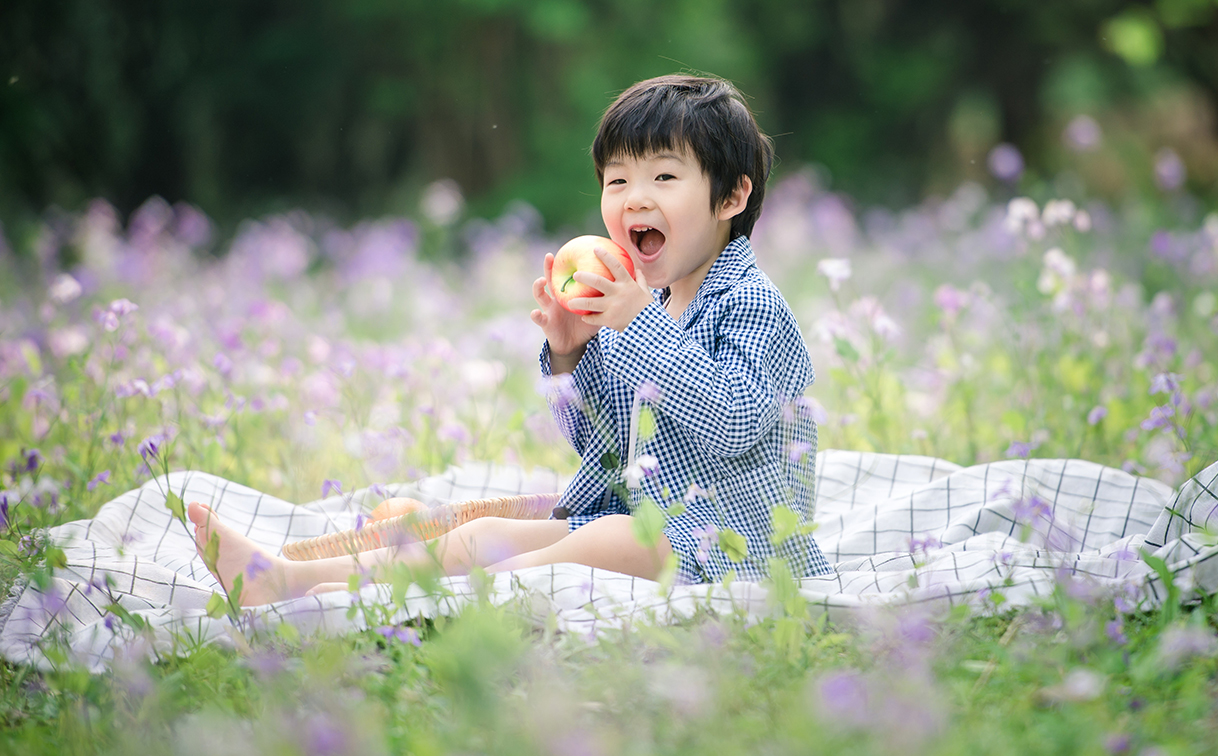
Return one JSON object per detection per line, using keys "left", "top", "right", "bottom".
{"left": 592, "top": 93, "right": 696, "bottom": 169}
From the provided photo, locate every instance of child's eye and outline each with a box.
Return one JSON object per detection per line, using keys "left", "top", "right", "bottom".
{"left": 607, "top": 178, "right": 626, "bottom": 186}
{"left": 656, "top": 174, "right": 676, "bottom": 181}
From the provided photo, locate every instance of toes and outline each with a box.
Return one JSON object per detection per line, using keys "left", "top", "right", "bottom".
{"left": 187, "top": 501, "right": 213, "bottom": 526}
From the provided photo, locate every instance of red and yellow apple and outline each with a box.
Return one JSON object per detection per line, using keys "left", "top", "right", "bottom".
{"left": 549, "top": 235, "right": 636, "bottom": 315}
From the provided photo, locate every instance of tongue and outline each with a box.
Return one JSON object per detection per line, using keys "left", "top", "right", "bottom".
{"left": 639, "top": 229, "right": 665, "bottom": 257}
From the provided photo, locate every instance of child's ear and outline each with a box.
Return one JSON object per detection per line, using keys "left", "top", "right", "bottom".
{"left": 716, "top": 175, "right": 753, "bottom": 221}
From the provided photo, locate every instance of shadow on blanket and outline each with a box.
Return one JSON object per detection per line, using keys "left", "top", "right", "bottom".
{"left": 2, "top": 450, "right": 1217, "bottom": 672}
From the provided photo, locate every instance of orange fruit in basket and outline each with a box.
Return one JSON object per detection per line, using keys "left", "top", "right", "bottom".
{"left": 369, "top": 497, "right": 428, "bottom": 521}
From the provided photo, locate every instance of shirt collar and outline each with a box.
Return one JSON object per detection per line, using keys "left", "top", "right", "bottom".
{"left": 656, "top": 235, "right": 757, "bottom": 310}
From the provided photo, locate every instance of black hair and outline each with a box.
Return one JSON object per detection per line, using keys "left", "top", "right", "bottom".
{"left": 592, "top": 74, "right": 775, "bottom": 240}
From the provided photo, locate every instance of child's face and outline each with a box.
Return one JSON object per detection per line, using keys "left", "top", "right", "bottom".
{"left": 600, "top": 146, "right": 736, "bottom": 296}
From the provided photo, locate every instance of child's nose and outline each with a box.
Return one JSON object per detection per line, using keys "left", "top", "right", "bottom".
{"left": 624, "top": 184, "right": 654, "bottom": 211}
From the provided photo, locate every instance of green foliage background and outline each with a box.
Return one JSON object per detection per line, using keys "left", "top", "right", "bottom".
{"left": 3, "top": 0, "right": 1218, "bottom": 232}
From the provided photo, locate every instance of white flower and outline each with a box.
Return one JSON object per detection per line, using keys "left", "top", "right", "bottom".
{"left": 48, "top": 274, "right": 82, "bottom": 304}
{"left": 623, "top": 454, "right": 659, "bottom": 489}
{"left": 816, "top": 258, "right": 852, "bottom": 292}
{"left": 1041, "top": 199, "right": 1076, "bottom": 227}
{"left": 1003, "top": 197, "right": 1039, "bottom": 234}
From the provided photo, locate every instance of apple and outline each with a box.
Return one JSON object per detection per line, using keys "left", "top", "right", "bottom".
{"left": 550, "top": 235, "right": 636, "bottom": 315}
{"left": 370, "top": 497, "right": 427, "bottom": 521}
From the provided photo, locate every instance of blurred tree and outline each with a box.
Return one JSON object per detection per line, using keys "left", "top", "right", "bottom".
{"left": 1, "top": 0, "right": 1216, "bottom": 236}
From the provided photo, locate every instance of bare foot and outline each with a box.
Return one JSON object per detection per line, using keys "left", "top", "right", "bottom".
{"left": 188, "top": 502, "right": 299, "bottom": 606}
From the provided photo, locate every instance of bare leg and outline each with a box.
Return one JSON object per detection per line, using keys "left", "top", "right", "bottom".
{"left": 487, "top": 514, "right": 672, "bottom": 581}
{"left": 188, "top": 502, "right": 569, "bottom": 606}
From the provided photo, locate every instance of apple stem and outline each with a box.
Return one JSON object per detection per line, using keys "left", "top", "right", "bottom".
{"left": 560, "top": 276, "right": 575, "bottom": 293}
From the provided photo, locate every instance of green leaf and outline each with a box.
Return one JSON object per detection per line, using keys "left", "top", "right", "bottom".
{"left": 203, "top": 531, "right": 220, "bottom": 573}
{"left": 1141, "top": 549, "right": 1179, "bottom": 625}
{"left": 600, "top": 451, "right": 619, "bottom": 472}
{"left": 165, "top": 492, "right": 187, "bottom": 524}
{"left": 230, "top": 573, "right": 244, "bottom": 608}
{"left": 276, "top": 622, "right": 300, "bottom": 644}
{"left": 719, "top": 528, "right": 748, "bottom": 563}
{"left": 0, "top": 540, "right": 19, "bottom": 558}
{"left": 19, "top": 342, "right": 42, "bottom": 376}
{"left": 773, "top": 617, "right": 804, "bottom": 660}
{"left": 205, "top": 592, "right": 228, "bottom": 619}
{"left": 631, "top": 498, "right": 666, "bottom": 549}
{"left": 638, "top": 406, "right": 657, "bottom": 440}
{"left": 833, "top": 336, "right": 860, "bottom": 363}
{"left": 770, "top": 506, "right": 801, "bottom": 546}
{"left": 45, "top": 546, "right": 67, "bottom": 569}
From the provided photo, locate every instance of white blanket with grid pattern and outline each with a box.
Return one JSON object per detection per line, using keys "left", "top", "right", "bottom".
{"left": 3, "top": 450, "right": 1217, "bottom": 672}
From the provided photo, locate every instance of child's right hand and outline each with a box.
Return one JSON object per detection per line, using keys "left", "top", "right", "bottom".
{"left": 531, "top": 253, "right": 600, "bottom": 357}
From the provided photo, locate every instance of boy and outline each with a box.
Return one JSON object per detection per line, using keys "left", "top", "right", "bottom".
{"left": 188, "top": 74, "right": 830, "bottom": 604}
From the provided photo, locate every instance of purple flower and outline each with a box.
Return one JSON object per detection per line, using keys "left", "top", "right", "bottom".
{"left": 355, "top": 513, "right": 368, "bottom": 531}
{"left": 1063, "top": 115, "right": 1102, "bottom": 152}
{"left": 302, "top": 712, "right": 347, "bottom": 756}
{"left": 108, "top": 298, "right": 139, "bottom": 317}
{"left": 96, "top": 309, "right": 120, "bottom": 332}
{"left": 1148, "top": 372, "right": 1182, "bottom": 396}
{"left": 908, "top": 534, "right": 942, "bottom": 556}
{"left": 213, "top": 352, "right": 234, "bottom": 377}
{"left": 0, "top": 495, "right": 8, "bottom": 531}
{"left": 23, "top": 448, "right": 43, "bottom": 473}
{"left": 1087, "top": 406, "right": 1108, "bottom": 426}
{"left": 87, "top": 470, "right": 111, "bottom": 491}
{"left": 376, "top": 624, "right": 422, "bottom": 646}
{"left": 245, "top": 649, "right": 287, "bottom": 678}
{"left": 1140, "top": 405, "right": 1175, "bottom": 432}
{"left": 536, "top": 374, "right": 582, "bottom": 412}
{"left": 321, "top": 479, "right": 343, "bottom": 498}
{"left": 38, "top": 584, "right": 66, "bottom": 619}
{"left": 1103, "top": 733, "right": 1131, "bottom": 754}
{"left": 1154, "top": 148, "right": 1186, "bottom": 192}
{"left": 1106, "top": 620, "right": 1128, "bottom": 646}
{"left": 103, "top": 614, "right": 118, "bottom": 633}
{"left": 933, "top": 284, "right": 968, "bottom": 317}
{"left": 988, "top": 143, "right": 1024, "bottom": 182}
{"left": 1005, "top": 440, "right": 1036, "bottom": 459}
{"left": 691, "top": 522, "right": 718, "bottom": 565}
{"left": 1158, "top": 625, "right": 1218, "bottom": 670}
{"left": 637, "top": 379, "right": 662, "bottom": 403}
{"left": 788, "top": 440, "right": 815, "bottom": 463}
{"left": 817, "top": 670, "right": 870, "bottom": 726}
{"left": 245, "top": 552, "right": 272, "bottom": 581}
{"left": 1012, "top": 495, "right": 1052, "bottom": 524}
{"left": 137, "top": 435, "right": 164, "bottom": 463}
{"left": 109, "top": 431, "right": 126, "bottom": 447}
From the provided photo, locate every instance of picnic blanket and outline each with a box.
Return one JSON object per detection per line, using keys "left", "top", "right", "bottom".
{"left": 3, "top": 450, "right": 1218, "bottom": 672}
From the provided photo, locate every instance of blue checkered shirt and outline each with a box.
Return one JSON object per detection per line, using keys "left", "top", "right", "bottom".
{"left": 539, "top": 236, "right": 833, "bottom": 583}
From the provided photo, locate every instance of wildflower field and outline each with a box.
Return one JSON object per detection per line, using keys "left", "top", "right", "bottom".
{"left": 2, "top": 168, "right": 1218, "bottom": 755}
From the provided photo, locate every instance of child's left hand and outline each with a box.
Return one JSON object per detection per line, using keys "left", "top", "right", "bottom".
{"left": 568, "top": 245, "right": 653, "bottom": 333}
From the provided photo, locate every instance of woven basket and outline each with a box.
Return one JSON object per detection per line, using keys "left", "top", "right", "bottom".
{"left": 280, "top": 492, "right": 562, "bottom": 561}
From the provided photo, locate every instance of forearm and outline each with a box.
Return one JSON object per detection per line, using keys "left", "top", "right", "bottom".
{"left": 547, "top": 342, "right": 587, "bottom": 375}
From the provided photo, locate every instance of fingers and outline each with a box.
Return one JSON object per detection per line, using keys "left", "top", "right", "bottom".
{"left": 594, "top": 246, "right": 632, "bottom": 282}
{"left": 533, "top": 276, "right": 551, "bottom": 306}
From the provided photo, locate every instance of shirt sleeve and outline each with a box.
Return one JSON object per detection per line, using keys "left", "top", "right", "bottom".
{"left": 601, "top": 285, "right": 807, "bottom": 458}
{"left": 539, "top": 333, "right": 610, "bottom": 455}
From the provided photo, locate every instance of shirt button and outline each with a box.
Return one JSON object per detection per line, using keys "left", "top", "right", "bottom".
{"left": 552, "top": 506, "right": 569, "bottom": 520}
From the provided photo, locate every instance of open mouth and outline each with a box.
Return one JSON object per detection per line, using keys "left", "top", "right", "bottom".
{"left": 629, "top": 226, "right": 666, "bottom": 261}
